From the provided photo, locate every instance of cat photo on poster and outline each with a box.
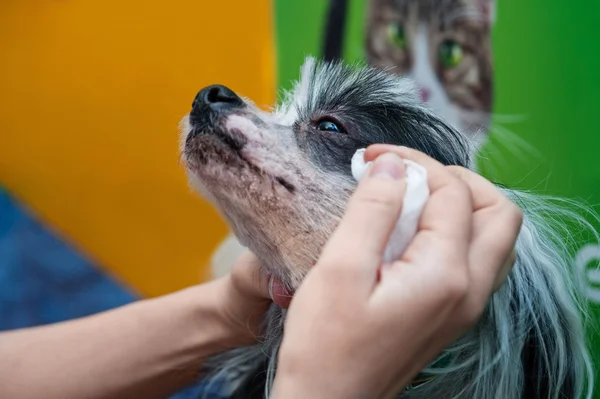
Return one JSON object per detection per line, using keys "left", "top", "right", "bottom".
{"left": 361, "top": 0, "right": 600, "bottom": 306}
{"left": 365, "top": 0, "right": 495, "bottom": 150}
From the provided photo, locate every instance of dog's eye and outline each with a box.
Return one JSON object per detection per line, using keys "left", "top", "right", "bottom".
{"left": 316, "top": 119, "right": 344, "bottom": 133}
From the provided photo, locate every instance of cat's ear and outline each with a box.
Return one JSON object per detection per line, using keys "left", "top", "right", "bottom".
{"left": 479, "top": 0, "right": 496, "bottom": 24}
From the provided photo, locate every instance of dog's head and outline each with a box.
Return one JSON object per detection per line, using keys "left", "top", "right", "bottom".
{"left": 181, "top": 58, "right": 471, "bottom": 290}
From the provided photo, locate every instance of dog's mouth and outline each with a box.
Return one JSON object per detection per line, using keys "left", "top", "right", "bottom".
{"left": 187, "top": 126, "right": 246, "bottom": 153}
{"left": 184, "top": 117, "right": 296, "bottom": 195}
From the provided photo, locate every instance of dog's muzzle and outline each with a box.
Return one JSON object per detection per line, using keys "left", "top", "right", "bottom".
{"left": 187, "top": 84, "right": 248, "bottom": 152}
{"left": 189, "top": 84, "right": 244, "bottom": 130}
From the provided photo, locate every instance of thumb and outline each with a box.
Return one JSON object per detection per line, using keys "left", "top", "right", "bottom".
{"left": 229, "top": 251, "right": 293, "bottom": 308}
{"left": 229, "top": 251, "right": 271, "bottom": 302}
{"left": 316, "top": 152, "right": 407, "bottom": 296}
{"left": 322, "top": 152, "right": 407, "bottom": 268}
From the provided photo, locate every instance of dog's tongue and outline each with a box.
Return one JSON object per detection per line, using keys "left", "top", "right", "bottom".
{"left": 270, "top": 277, "right": 293, "bottom": 308}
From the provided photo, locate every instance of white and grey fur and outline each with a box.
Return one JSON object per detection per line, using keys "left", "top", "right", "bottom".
{"left": 181, "top": 58, "right": 595, "bottom": 399}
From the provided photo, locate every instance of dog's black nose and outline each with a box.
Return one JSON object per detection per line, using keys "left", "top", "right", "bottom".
{"left": 192, "top": 84, "right": 243, "bottom": 112}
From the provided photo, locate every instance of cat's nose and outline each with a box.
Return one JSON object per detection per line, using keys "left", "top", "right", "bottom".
{"left": 419, "top": 87, "right": 431, "bottom": 103}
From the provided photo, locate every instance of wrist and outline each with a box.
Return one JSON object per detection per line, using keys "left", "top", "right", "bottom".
{"left": 172, "top": 281, "right": 243, "bottom": 354}
{"left": 272, "top": 348, "right": 414, "bottom": 399}
{"left": 272, "top": 377, "right": 341, "bottom": 399}
{"left": 184, "top": 275, "right": 269, "bottom": 351}
{"left": 271, "top": 357, "right": 355, "bottom": 399}
{"left": 136, "top": 281, "right": 240, "bottom": 368}
{"left": 211, "top": 274, "right": 271, "bottom": 347}
{"left": 272, "top": 377, "right": 365, "bottom": 399}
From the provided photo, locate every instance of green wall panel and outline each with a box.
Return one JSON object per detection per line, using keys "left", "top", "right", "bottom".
{"left": 274, "top": 1, "right": 600, "bottom": 396}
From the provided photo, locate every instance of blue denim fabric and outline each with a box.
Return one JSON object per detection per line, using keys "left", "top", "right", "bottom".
{"left": 0, "top": 187, "right": 224, "bottom": 398}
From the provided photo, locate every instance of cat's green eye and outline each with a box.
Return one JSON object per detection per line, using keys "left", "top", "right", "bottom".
{"left": 387, "top": 23, "right": 406, "bottom": 48}
{"left": 439, "top": 40, "right": 463, "bottom": 68}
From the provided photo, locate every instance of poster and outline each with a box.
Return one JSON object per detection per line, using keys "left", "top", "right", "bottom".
{"left": 273, "top": 0, "right": 600, "bottom": 395}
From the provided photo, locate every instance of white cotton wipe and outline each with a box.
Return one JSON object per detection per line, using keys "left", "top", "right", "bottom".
{"left": 351, "top": 148, "right": 430, "bottom": 263}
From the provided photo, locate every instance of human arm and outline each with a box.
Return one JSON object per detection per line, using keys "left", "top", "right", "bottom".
{"left": 0, "top": 252, "right": 271, "bottom": 399}
{"left": 0, "top": 146, "right": 520, "bottom": 399}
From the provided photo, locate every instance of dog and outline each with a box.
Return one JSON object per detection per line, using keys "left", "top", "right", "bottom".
{"left": 180, "top": 58, "right": 595, "bottom": 399}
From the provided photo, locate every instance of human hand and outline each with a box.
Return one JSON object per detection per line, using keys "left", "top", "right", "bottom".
{"left": 211, "top": 251, "right": 272, "bottom": 347}
{"left": 271, "top": 146, "right": 522, "bottom": 399}
{"left": 366, "top": 144, "right": 519, "bottom": 294}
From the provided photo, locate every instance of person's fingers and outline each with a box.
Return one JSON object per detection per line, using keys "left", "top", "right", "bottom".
{"left": 317, "top": 153, "right": 407, "bottom": 294}
{"left": 446, "top": 165, "right": 522, "bottom": 299}
{"left": 467, "top": 207, "right": 521, "bottom": 300}
{"left": 366, "top": 145, "right": 473, "bottom": 244}
{"left": 366, "top": 152, "right": 473, "bottom": 323}
{"left": 227, "top": 251, "right": 295, "bottom": 308}
{"left": 445, "top": 165, "right": 507, "bottom": 211}
{"left": 228, "top": 251, "right": 272, "bottom": 302}
{"left": 493, "top": 249, "right": 517, "bottom": 292}
{"left": 222, "top": 251, "right": 273, "bottom": 342}
{"left": 361, "top": 146, "right": 473, "bottom": 324}
{"left": 367, "top": 149, "right": 519, "bottom": 297}
{"left": 365, "top": 145, "right": 457, "bottom": 193}
{"left": 367, "top": 147, "right": 473, "bottom": 271}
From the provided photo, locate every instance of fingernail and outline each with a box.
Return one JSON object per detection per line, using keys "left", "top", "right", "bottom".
{"left": 369, "top": 153, "right": 405, "bottom": 180}
{"left": 267, "top": 276, "right": 275, "bottom": 301}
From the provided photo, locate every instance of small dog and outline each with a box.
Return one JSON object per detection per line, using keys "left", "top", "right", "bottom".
{"left": 181, "top": 58, "right": 595, "bottom": 399}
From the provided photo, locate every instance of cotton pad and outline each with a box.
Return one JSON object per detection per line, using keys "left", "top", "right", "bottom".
{"left": 351, "top": 148, "right": 430, "bottom": 263}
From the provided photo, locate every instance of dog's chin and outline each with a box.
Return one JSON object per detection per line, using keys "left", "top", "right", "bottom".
{"left": 182, "top": 116, "right": 335, "bottom": 293}
{"left": 184, "top": 126, "right": 246, "bottom": 166}
{"left": 184, "top": 132, "right": 297, "bottom": 207}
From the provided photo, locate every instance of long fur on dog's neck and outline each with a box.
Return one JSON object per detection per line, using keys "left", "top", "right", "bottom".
{"left": 190, "top": 60, "right": 596, "bottom": 399}
{"left": 200, "top": 192, "right": 596, "bottom": 399}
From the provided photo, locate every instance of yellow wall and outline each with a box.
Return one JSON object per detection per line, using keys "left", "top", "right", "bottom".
{"left": 0, "top": 1, "right": 276, "bottom": 297}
